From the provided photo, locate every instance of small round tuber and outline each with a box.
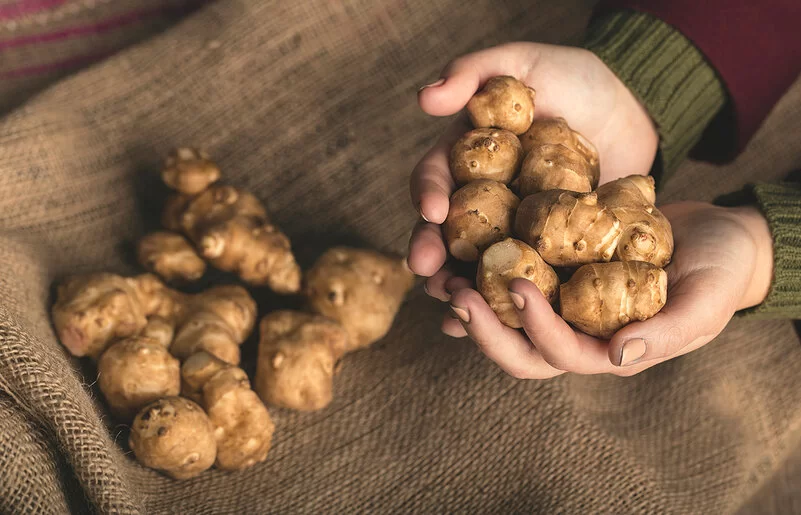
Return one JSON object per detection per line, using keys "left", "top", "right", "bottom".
{"left": 476, "top": 238, "right": 559, "bottom": 328}
{"left": 161, "top": 147, "right": 221, "bottom": 196}
{"left": 518, "top": 117, "right": 600, "bottom": 169}
{"left": 466, "top": 76, "right": 536, "bottom": 135}
{"left": 444, "top": 180, "right": 520, "bottom": 262}
{"left": 97, "top": 335, "right": 181, "bottom": 421}
{"left": 449, "top": 128, "right": 523, "bottom": 185}
{"left": 559, "top": 261, "right": 667, "bottom": 339}
{"left": 514, "top": 189, "right": 621, "bottom": 267}
{"left": 140, "top": 316, "right": 175, "bottom": 348}
{"left": 137, "top": 231, "right": 206, "bottom": 283}
{"left": 255, "top": 311, "right": 348, "bottom": 411}
{"left": 518, "top": 143, "right": 599, "bottom": 195}
{"left": 304, "top": 247, "right": 414, "bottom": 351}
{"left": 129, "top": 396, "right": 217, "bottom": 480}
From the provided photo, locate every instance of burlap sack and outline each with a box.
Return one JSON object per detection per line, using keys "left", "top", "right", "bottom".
{"left": 0, "top": 1, "right": 799, "bottom": 513}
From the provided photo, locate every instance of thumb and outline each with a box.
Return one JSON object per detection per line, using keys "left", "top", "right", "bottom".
{"left": 607, "top": 272, "right": 735, "bottom": 367}
{"left": 418, "top": 43, "right": 540, "bottom": 116}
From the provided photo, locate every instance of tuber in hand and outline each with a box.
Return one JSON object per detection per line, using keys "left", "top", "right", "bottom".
{"left": 255, "top": 311, "right": 348, "bottom": 411}
{"left": 449, "top": 128, "right": 523, "bottom": 185}
{"left": 559, "top": 261, "right": 667, "bottom": 339}
{"left": 476, "top": 238, "right": 558, "bottom": 328}
{"left": 181, "top": 352, "right": 274, "bottom": 471}
{"left": 466, "top": 76, "right": 536, "bottom": 135}
{"left": 443, "top": 180, "right": 520, "bottom": 262}
{"left": 304, "top": 247, "right": 414, "bottom": 351}
{"left": 129, "top": 396, "right": 217, "bottom": 480}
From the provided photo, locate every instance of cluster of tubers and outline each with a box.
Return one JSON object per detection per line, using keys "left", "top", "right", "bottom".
{"left": 51, "top": 151, "right": 413, "bottom": 479}
{"left": 445, "top": 76, "right": 672, "bottom": 338}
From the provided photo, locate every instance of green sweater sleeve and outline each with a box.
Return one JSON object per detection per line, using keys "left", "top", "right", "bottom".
{"left": 582, "top": 10, "right": 727, "bottom": 185}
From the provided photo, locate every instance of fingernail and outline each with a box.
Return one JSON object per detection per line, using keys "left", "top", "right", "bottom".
{"left": 421, "top": 212, "right": 430, "bottom": 223}
{"left": 419, "top": 78, "right": 445, "bottom": 91}
{"left": 618, "top": 338, "right": 647, "bottom": 366}
{"left": 423, "top": 282, "right": 431, "bottom": 295}
{"left": 450, "top": 305, "right": 470, "bottom": 323}
{"left": 508, "top": 290, "right": 525, "bottom": 310}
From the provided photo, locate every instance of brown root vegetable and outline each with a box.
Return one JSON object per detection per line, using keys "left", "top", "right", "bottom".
{"left": 255, "top": 311, "right": 348, "bottom": 411}
{"left": 304, "top": 248, "right": 414, "bottom": 351}
{"left": 449, "top": 128, "right": 523, "bottom": 185}
{"left": 443, "top": 180, "right": 520, "bottom": 261}
{"left": 514, "top": 189, "right": 621, "bottom": 267}
{"left": 161, "top": 147, "right": 221, "bottom": 196}
{"left": 518, "top": 143, "right": 599, "bottom": 195}
{"left": 519, "top": 117, "right": 600, "bottom": 169}
{"left": 137, "top": 231, "right": 207, "bottom": 283}
{"left": 559, "top": 261, "right": 667, "bottom": 339}
{"left": 181, "top": 355, "right": 274, "bottom": 471}
{"left": 97, "top": 335, "right": 181, "bottom": 420}
{"left": 140, "top": 316, "right": 175, "bottom": 348}
{"left": 596, "top": 175, "right": 673, "bottom": 267}
{"left": 477, "top": 238, "right": 559, "bottom": 328}
{"left": 466, "top": 76, "right": 536, "bottom": 135}
{"left": 129, "top": 396, "right": 217, "bottom": 480}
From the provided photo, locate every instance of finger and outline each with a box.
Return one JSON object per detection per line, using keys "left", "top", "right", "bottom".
{"left": 407, "top": 222, "right": 448, "bottom": 277}
{"left": 449, "top": 288, "right": 562, "bottom": 379}
{"left": 425, "top": 268, "right": 454, "bottom": 301}
{"left": 418, "top": 43, "right": 537, "bottom": 116}
{"left": 441, "top": 312, "right": 467, "bottom": 338}
{"left": 508, "top": 278, "right": 612, "bottom": 374}
{"left": 443, "top": 275, "right": 473, "bottom": 295}
{"left": 608, "top": 268, "right": 735, "bottom": 367}
{"left": 409, "top": 115, "right": 469, "bottom": 224}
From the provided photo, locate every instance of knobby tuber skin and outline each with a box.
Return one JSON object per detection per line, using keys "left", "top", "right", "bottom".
{"left": 596, "top": 176, "right": 673, "bottom": 268}
{"left": 97, "top": 335, "right": 180, "bottom": 421}
{"left": 519, "top": 117, "right": 600, "bottom": 169}
{"left": 137, "top": 231, "right": 207, "bottom": 283}
{"left": 304, "top": 247, "right": 414, "bottom": 351}
{"left": 154, "top": 149, "right": 302, "bottom": 293}
{"left": 181, "top": 353, "right": 274, "bottom": 470}
{"left": 444, "top": 180, "right": 521, "bottom": 262}
{"left": 255, "top": 311, "right": 348, "bottom": 411}
{"left": 161, "top": 148, "right": 221, "bottom": 196}
{"left": 466, "top": 76, "right": 536, "bottom": 135}
{"left": 449, "top": 128, "right": 523, "bottom": 185}
{"left": 129, "top": 397, "right": 217, "bottom": 480}
{"left": 477, "top": 238, "right": 559, "bottom": 328}
{"left": 52, "top": 273, "right": 256, "bottom": 365}
{"left": 559, "top": 261, "right": 667, "bottom": 339}
{"left": 515, "top": 189, "right": 621, "bottom": 267}
{"left": 519, "top": 143, "right": 599, "bottom": 196}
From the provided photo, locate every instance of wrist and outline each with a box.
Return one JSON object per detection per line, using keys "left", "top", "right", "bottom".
{"left": 728, "top": 205, "right": 774, "bottom": 310}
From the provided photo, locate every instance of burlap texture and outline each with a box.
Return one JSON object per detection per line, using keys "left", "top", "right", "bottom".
{"left": 0, "top": 1, "right": 800, "bottom": 513}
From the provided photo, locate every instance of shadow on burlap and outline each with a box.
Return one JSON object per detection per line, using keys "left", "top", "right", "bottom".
{"left": 0, "top": 1, "right": 800, "bottom": 513}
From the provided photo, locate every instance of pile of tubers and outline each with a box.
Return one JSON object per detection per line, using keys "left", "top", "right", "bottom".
{"left": 50, "top": 151, "right": 413, "bottom": 479}
{"left": 445, "top": 76, "right": 672, "bottom": 338}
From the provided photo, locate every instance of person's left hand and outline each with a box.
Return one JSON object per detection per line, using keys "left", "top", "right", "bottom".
{"left": 438, "top": 201, "right": 775, "bottom": 378}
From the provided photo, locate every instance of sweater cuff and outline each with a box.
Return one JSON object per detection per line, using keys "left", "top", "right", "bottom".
{"left": 583, "top": 11, "right": 726, "bottom": 186}
{"left": 730, "top": 183, "right": 801, "bottom": 318}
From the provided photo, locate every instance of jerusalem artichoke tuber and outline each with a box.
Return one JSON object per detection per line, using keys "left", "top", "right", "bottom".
{"left": 137, "top": 231, "right": 206, "bottom": 283}
{"left": 466, "top": 76, "right": 536, "bottom": 135}
{"left": 449, "top": 128, "right": 523, "bottom": 185}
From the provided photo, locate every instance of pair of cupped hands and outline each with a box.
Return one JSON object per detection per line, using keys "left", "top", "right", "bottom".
{"left": 407, "top": 43, "right": 774, "bottom": 378}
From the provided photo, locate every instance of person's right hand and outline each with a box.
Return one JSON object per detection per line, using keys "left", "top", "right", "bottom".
{"left": 408, "top": 42, "right": 660, "bottom": 305}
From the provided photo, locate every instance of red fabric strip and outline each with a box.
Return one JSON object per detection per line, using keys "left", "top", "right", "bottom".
{"left": 0, "top": 50, "right": 110, "bottom": 79}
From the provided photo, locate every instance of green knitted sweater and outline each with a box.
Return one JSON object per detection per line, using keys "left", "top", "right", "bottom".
{"left": 584, "top": 11, "right": 801, "bottom": 318}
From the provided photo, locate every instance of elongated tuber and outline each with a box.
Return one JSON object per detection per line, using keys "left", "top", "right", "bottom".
{"left": 477, "top": 238, "right": 559, "bottom": 328}
{"left": 466, "top": 76, "right": 536, "bottom": 135}
{"left": 515, "top": 189, "right": 620, "bottom": 267}
{"left": 148, "top": 148, "right": 302, "bottom": 293}
{"left": 596, "top": 176, "right": 673, "bottom": 268}
{"left": 137, "top": 231, "right": 206, "bottom": 283}
{"left": 181, "top": 352, "right": 274, "bottom": 470}
{"left": 97, "top": 334, "right": 181, "bottom": 420}
{"left": 304, "top": 247, "right": 414, "bottom": 351}
{"left": 129, "top": 396, "right": 217, "bottom": 480}
{"left": 559, "top": 261, "right": 667, "bottom": 339}
{"left": 449, "top": 128, "right": 523, "bottom": 185}
{"left": 444, "top": 179, "right": 520, "bottom": 262}
{"left": 255, "top": 311, "right": 348, "bottom": 411}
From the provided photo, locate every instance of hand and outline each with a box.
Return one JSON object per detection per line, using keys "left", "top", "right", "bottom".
{"left": 441, "top": 201, "right": 774, "bottom": 378}
{"left": 408, "top": 42, "right": 659, "bottom": 283}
